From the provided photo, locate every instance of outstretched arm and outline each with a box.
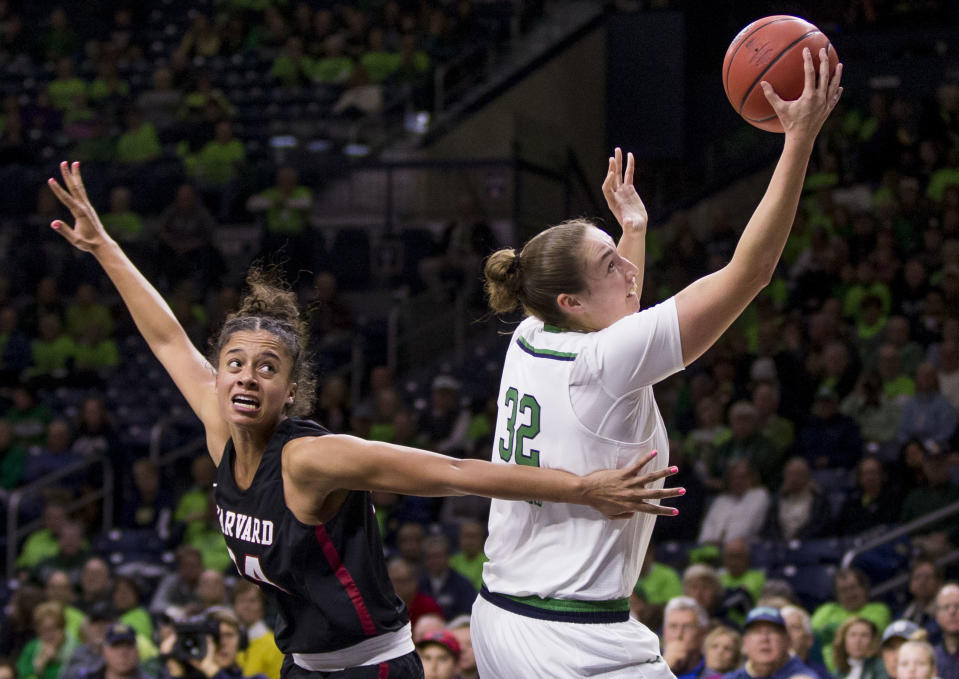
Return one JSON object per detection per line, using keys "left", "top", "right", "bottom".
{"left": 289, "top": 435, "right": 683, "bottom": 520}
{"left": 675, "top": 48, "right": 843, "bottom": 365}
{"left": 47, "top": 162, "right": 229, "bottom": 461}
{"left": 603, "top": 148, "right": 648, "bottom": 304}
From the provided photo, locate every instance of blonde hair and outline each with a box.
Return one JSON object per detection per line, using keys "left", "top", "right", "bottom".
{"left": 484, "top": 220, "right": 593, "bottom": 328}
{"left": 33, "top": 601, "right": 65, "bottom": 630}
{"left": 832, "top": 617, "right": 880, "bottom": 675}
{"left": 897, "top": 637, "right": 936, "bottom": 679}
{"left": 703, "top": 625, "right": 742, "bottom": 672}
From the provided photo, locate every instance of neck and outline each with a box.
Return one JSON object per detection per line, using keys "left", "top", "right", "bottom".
{"left": 748, "top": 658, "right": 786, "bottom": 678}
{"left": 105, "top": 669, "right": 134, "bottom": 679}
{"left": 230, "top": 419, "right": 281, "bottom": 467}
{"left": 945, "top": 632, "right": 959, "bottom": 654}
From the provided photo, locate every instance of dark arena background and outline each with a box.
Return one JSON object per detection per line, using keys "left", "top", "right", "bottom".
{"left": 1, "top": 1, "right": 959, "bottom": 678}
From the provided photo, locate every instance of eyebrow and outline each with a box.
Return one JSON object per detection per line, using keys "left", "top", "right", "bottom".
{"left": 599, "top": 249, "right": 616, "bottom": 267}
{"left": 224, "top": 348, "right": 282, "bottom": 362}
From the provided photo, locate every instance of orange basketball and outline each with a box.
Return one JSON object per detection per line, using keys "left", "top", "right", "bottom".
{"left": 722, "top": 15, "right": 838, "bottom": 133}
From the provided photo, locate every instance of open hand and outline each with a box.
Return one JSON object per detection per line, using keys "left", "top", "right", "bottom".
{"left": 602, "top": 147, "right": 648, "bottom": 236}
{"left": 761, "top": 47, "right": 843, "bottom": 142}
{"left": 46, "top": 161, "right": 113, "bottom": 253}
{"left": 582, "top": 451, "right": 684, "bottom": 519}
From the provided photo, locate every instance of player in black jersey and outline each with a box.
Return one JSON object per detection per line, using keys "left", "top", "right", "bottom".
{"left": 47, "top": 163, "right": 683, "bottom": 678}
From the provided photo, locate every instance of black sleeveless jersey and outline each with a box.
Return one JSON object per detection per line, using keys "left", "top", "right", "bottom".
{"left": 214, "top": 417, "right": 408, "bottom": 653}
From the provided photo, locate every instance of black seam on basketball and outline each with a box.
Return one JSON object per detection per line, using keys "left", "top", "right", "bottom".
{"left": 745, "top": 114, "right": 778, "bottom": 122}
{"left": 724, "top": 17, "right": 804, "bottom": 96}
{"left": 737, "top": 29, "right": 821, "bottom": 115}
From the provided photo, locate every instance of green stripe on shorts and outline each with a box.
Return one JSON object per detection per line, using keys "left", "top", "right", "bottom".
{"left": 500, "top": 593, "right": 630, "bottom": 613}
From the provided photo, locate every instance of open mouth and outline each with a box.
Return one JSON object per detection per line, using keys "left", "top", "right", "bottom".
{"left": 232, "top": 395, "right": 261, "bottom": 412}
{"left": 626, "top": 279, "right": 638, "bottom": 298}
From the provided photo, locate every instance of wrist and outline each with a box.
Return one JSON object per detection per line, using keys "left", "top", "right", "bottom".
{"left": 90, "top": 236, "right": 120, "bottom": 257}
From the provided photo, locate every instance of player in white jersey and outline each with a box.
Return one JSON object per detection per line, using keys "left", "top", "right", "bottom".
{"left": 472, "top": 48, "right": 843, "bottom": 678}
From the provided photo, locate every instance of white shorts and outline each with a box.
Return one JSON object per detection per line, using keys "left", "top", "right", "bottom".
{"left": 472, "top": 593, "right": 675, "bottom": 679}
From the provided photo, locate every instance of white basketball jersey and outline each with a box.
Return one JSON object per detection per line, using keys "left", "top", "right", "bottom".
{"left": 482, "top": 299, "right": 684, "bottom": 601}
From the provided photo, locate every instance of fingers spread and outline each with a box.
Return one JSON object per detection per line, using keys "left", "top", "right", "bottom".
{"left": 802, "top": 47, "right": 815, "bottom": 93}
{"left": 625, "top": 152, "right": 635, "bottom": 186}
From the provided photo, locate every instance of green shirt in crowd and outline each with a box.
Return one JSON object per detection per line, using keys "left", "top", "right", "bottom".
{"left": 811, "top": 601, "right": 891, "bottom": 673}
{"left": 17, "top": 635, "right": 78, "bottom": 679}
{"left": 15, "top": 528, "right": 59, "bottom": 568}
{"left": 633, "top": 561, "right": 683, "bottom": 605}
{"left": 101, "top": 211, "right": 145, "bottom": 242}
{"left": 721, "top": 569, "right": 766, "bottom": 603}
{"left": 192, "top": 139, "right": 245, "bottom": 187}
{"left": 48, "top": 78, "right": 87, "bottom": 109}
{"left": 74, "top": 339, "right": 119, "bottom": 372}
{"left": 449, "top": 551, "right": 489, "bottom": 592}
{"left": 117, "top": 122, "right": 161, "bottom": 164}
{"left": 29, "top": 335, "right": 76, "bottom": 377}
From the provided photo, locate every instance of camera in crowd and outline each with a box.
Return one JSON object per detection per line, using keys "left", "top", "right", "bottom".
{"left": 171, "top": 616, "right": 222, "bottom": 665}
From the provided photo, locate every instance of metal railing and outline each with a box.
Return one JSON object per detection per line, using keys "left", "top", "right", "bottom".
{"left": 5, "top": 456, "right": 114, "bottom": 580}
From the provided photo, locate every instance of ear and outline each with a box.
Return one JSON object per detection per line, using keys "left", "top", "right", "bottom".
{"left": 556, "top": 292, "right": 585, "bottom": 316}
{"left": 287, "top": 382, "right": 297, "bottom": 406}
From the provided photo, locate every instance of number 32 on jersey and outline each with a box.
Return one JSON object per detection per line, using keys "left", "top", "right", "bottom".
{"left": 497, "top": 387, "right": 541, "bottom": 467}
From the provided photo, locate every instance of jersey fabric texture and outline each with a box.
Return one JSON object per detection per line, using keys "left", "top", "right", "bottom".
{"left": 482, "top": 299, "right": 684, "bottom": 605}
{"left": 214, "top": 418, "right": 409, "bottom": 658}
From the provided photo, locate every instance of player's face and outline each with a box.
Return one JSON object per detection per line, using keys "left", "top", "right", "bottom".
{"left": 567, "top": 228, "right": 639, "bottom": 331}
{"left": 216, "top": 330, "right": 296, "bottom": 429}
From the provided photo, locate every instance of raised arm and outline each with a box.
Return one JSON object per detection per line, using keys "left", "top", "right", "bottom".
{"left": 288, "top": 435, "right": 683, "bottom": 520}
{"left": 603, "top": 148, "right": 648, "bottom": 304}
{"left": 675, "top": 48, "right": 843, "bottom": 365}
{"left": 47, "top": 162, "right": 229, "bottom": 460}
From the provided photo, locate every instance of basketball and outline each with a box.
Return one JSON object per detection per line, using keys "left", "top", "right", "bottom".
{"left": 723, "top": 15, "right": 838, "bottom": 132}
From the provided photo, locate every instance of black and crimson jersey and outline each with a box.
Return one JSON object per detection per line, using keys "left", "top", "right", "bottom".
{"left": 214, "top": 417, "right": 408, "bottom": 653}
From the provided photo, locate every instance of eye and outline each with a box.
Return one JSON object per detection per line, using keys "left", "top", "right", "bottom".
{"left": 608, "top": 260, "right": 616, "bottom": 273}
{"left": 227, "top": 358, "right": 241, "bottom": 369}
{"left": 259, "top": 363, "right": 276, "bottom": 374}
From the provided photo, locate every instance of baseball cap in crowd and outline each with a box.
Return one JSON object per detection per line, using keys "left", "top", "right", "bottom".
{"left": 87, "top": 600, "right": 117, "bottom": 623}
{"left": 415, "top": 629, "right": 461, "bottom": 660}
{"left": 744, "top": 606, "right": 787, "bottom": 631}
{"left": 881, "top": 620, "right": 920, "bottom": 646}
{"left": 104, "top": 623, "right": 137, "bottom": 646}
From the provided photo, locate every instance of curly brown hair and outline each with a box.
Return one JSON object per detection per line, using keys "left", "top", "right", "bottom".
{"left": 211, "top": 267, "right": 316, "bottom": 416}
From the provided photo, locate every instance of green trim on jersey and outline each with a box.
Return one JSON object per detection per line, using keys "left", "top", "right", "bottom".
{"left": 542, "top": 324, "right": 567, "bottom": 333}
{"left": 516, "top": 337, "right": 577, "bottom": 361}
{"left": 500, "top": 592, "right": 630, "bottom": 613}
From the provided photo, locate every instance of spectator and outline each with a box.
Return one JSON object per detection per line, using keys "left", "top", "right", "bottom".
{"left": 59, "top": 600, "right": 117, "bottom": 679}
{"left": 26, "top": 314, "right": 76, "bottom": 382}
{"left": 632, "top": 545, "right": 683, "bottom": 631}
{"left": 178, "top": 14, "right": 220, "bottom": 59}
{"left": 683, "top": 564, "right": 751, "bottom": 630}
{"left": 312, "top": 34, "right": 354, "bottom": 85}
{"left": 189, "top": 119, "right": 245, "bottom": 219}
{"left": 878, "top": 344, "right": 916, "bottom": 404}
{"left": 232, "top": 581, "right": 283, "bottom": 679}
{"left": 417, "top": 375, "right": 471, "bottom": 457}
{"left": 41, "top": 8, "right": 79, "bottom": 61}
{"left": 247, "top": 167, "right": 313, "bottom": 281}
{"left": 5, "top": 384, "right": 53, "bottom": 448}
{"left": 752, "top": 382, "right": 795, "bottom": 457}
{"left": 686, "top": 395, "right": 730, "bottom": 491}
{"left": 881, "top": 620, "right": 922, "bottom": 679}
{"left": 447, "top": 520, "right": 488, "bottom": 592}
{"left": 724, "top": 607, "right": 818, "bottom": 679}
{"left": 395, "top": 521, "right": 425, "bottom": 566}
{"left": 886, "top": 317, "right": 925, "bottom": 378}
{"left": 832, "top": 617, "right": 884, "bottom": 679}
{"left": 415, "top": 629, "right": 460, "bottom": 679}
{"left": 898, "top": 362, "right": 958, "bottom": 446}
{"left": 208, "top": 608, "right": 267, "bottom": 679}
{"left": 78, "top": 557, "right": 113, "bottom": 614}
{"left": 35, "top": 519, "right": 90, "bottom": 585}
{"left": 901, "top": 559, "right": 944, "bottom": 640}
{"left": 811, "top": 568, "right": 892, "bottom": 674}
{"left": 174, "top": 454, "right": 217, "bottom": 537}
{"left": 797, "top": 384, "right": 863, "bottom": 469}
{"left": 196, "top": 570, "right": 228, "bottom": 611}
{"left": 149, "top": 545, "right": 204, "bottom": 615}
{"left": 16, "top": 498, "right": 68, "bottom": 569}
{"left": 269, "top": 36, "right": 314, "bottom": 86}
{"left": 763, "top": 456, "right": 833, "bottom": 540}
{"left": 47, "top": 57, "right": 86, "bottom": 110}
{"left": 448, "top": 615, "right": 477, "bottom": 679}
{"left": 898, "top": 638, "right": 938, "bottom": 679}
{"left": 121, "top": 458, "right": 173, "bottom": 541}
{"left": 115, "top": 108, "right": 160, "bottom": 165}
{"left": 837, "top": 456, "right": 901, "bottom": 535}
{"left": 0, "top": 305, "right": 32, "bottom": 380}
{"left": 899, "top": 442, "right": 959, "bottom": 543}
{"left": 0, "top": 584, "right": 45, "bottom": 659}
{"left": 697, "top": 459, "right": 770, "bottom": 544}
{"left": 412, "top": 614, "right": 446, "bottom": 643}
{"left": 44, "top": 569, "right": 86, "bottom": 640}
{"left": 386, "top": 557, "right": 443, "bottom": 627}
{"left": 418, "top": 534, "right": 476, "bottom": 622}
{"left": 0, "top": 419, "right": 27, "bottom": 490}
{"left": 89, "top": 622, "right": 151, "bottom": 679}
{"left": 702, "top": 626, "right": 742, "bottom": 678}
{"left": 934, "top": 583, "right": 959, "bottom": 679}
{"left": 841, "top": 370, "right": 903, "bottom": 456}
{"left": 16, "top": 601, "right": 78, "bottom": 679}
{"left": 782, "top": 605, "right": 831, "bottom": 679}
{"left": 100, "top": 187, "right": 145, "bottom": 246}
{"left": 112, "top": 576, "right": 152, "bottom": 642}
{"left": 661, "top": 596, "right": 709, "bottom": 679}
{"left": 719, "top": 538, "right": 766, "bottom": 604}
{"left": 938, "top": 341, "right": 959, "bottom": 411}
{"left": 156, "top": 184, "right": 222, "bottom": 290}
{"left": 134, "top": 68, "right": 180, "bottom": 135}
{"left": 714, "top": 401, "right": 782, "bottom": 490}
